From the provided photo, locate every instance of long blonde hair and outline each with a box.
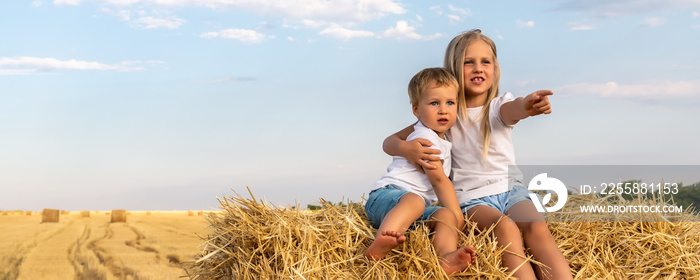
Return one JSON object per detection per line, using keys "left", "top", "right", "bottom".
{"left": 443, "top": 29, "right": 501, "bottom": 158}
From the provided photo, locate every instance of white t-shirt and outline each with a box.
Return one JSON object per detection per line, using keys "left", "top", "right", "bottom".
{"left": 371, "top": 121, "right": 452, "bottom": 205}
{"left": 446, "top": 92, "right": 525, "bottom": 203}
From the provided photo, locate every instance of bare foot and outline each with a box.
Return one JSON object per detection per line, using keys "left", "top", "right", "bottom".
{"left": 440, "top": 245, "right": 476, "bottom": 274}
{"left": 365, "top": 230, "right": 406, "bottom": 260}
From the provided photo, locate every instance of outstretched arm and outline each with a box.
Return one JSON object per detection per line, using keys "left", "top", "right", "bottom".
{"left": 500, "top": 90, "right": 553, "bottom": 126}
{"left": 383, "top": 123, "right": 441, "bottom": 172}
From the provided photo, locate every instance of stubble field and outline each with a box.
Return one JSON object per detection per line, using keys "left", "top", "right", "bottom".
{"left": 0, "top": 210, "right": 212, "bottom": 280}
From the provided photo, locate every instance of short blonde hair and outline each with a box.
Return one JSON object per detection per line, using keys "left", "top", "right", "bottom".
{"left": 407, "top": 67, "right": 459, "bottom": 107}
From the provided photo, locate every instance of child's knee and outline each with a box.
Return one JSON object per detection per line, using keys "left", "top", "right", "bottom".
{"left": 494, "top": 219, "right": 521, "bottom": 237}
{"left": 431, "top": 208, "right": 457, "bottom": 224}
{"left": 399, "top": 193, "right": 425, "bottom": 207}
{"left": 519, "top": 222, "right": 550, "bottom": 237}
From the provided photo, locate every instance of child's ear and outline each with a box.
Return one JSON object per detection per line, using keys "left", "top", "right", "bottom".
{"left": 412, "top": 105, "right": 420, "bottom": 119}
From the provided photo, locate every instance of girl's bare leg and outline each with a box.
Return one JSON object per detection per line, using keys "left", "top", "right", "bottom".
{"left": 365, "top": 193, "right": 424, "bottom": 260}
{"left": 427, "top": 208, "right": 476, "bottom": 274}
{"left": 467, "top": 205, "right": 536, "bottom": 280}
{"left": 507, "top": 201, "right": 573, "bottom": 280}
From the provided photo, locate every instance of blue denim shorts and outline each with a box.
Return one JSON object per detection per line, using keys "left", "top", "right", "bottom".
{"left": 459, "top": 185, "right": 533, "bottom": 213}
{"left": 364, "top": 185, "right": 442, "bottom": 229}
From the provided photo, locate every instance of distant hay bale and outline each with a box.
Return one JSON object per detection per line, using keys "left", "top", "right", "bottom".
{"left": 41, "top": 208, "right": 60, "bottom": 223}
{"left": 146, "top": 211, "right": 152, "bottom": 216}
{"left": 26, "top": 211, "right": 32, "bottom": 216}
{"left": 80, "top": 211, "right": 90, "bottom": 218}
{"left": 198, "top": 210, "right": 204, "bottom": 216}
{"left": 60, "top": 210, "right": 70, "bottom": 215}
{"left": 188, "top": 210, "right": 194, "bottom": 216}
{"left": 111, "top": 209, "right": 127, "bottom": 223}
{"left": 186, "top": 189, "right": 700, "bottom": 280}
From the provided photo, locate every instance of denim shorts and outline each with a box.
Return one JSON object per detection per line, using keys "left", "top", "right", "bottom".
{"left": 459, "top": 185, "right": 533, "bottom": 214}
{"left": 364, "top": 185, "right": 443, "bottom": 229}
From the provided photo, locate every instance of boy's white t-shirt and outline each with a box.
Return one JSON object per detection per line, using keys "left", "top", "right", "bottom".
{"left": 446, "top": 92, "right": 525, "bottom": 203}
{"left": 371, "top": 121, "right": 452, "bottom": 205}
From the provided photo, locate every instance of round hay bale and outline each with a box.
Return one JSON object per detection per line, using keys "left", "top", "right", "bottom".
{"left": 41, "top": 208, "right": 60, "bottom": 223}
{"left": 26, "top": 211, "right": 33, "bottom": 216}
{"left": 188, "top": 210, "right": 194, "bottom": 216}
{"left": 80, "top": 211, "right": 90, "bottom": 218}
{"left": 146, "top": 211, "right": 152, "bottom": 216}
{"left": 111, "top": 209, "right": 127, "bottom": 223}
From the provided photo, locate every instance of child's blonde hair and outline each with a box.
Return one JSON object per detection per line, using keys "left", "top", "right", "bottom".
{"left": 443, "top": 29, "right": 501, "bottom": 158}
{"left": 407, "top": 67, "right": 459, "bottom": 107}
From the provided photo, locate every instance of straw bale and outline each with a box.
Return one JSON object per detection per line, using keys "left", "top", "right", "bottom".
{"left": 186, "top": 189, "right": 700, "bottom": 279}
{"left": 188, "top": 210, "right": 194, "bottom": 216}
{"left": 26, "top": 210, "right": 32, "bottom": 216}
{"left": 80, "top": 210, "right": 90, "bottom": 218}
{"left": 42, "top": 208, "right": 60, "bottom": 223}
{"left": 111, "top": 209, "right": 127, "bottom": 223}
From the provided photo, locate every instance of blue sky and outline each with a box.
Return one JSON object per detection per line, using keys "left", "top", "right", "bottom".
{"left": 1, "top": 0, "right": 699, "bottom": 211}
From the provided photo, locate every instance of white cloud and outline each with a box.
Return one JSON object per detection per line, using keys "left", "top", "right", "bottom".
{"left": 448, "top": 5, "right": 470, "bottom": 15}
{"left": 693, "top": 11, "right": 700, "bottom": 17}
{"left": 0, "top": 57, "right": 160, "bottom": 74}
{"left": 554, "top": 80, "right": 700, "bottom": 106}
{"left": 380, "top": 20, "right": 442, "bottom": 40}
{"left": 133, "top": 16, "right": 185, "bottom": 29}
{"left": 555, "top": 0, "right": 700, "bottom": 17}
{"left": 200, "top": 28, "right": 267, "bottom": 43}
{"left": 64, "top": 0, "right": 406, "bottom": 27}
{"left": 53, "top": 0, "right": 81, "bottom": 5}
{"left": 642, "top": 17, "right": 665, "bottom": 27}
{"left": 319, "top": 25, "right": 374, "bottom": 40}
{"left": 568, "top": 20, "right": 595, "bottom": 31}
{"left": 516, "top": 19, "right": 535, "bottom": 28}
{"left": 447, "top": 15, "right": 461, "bottom": 22}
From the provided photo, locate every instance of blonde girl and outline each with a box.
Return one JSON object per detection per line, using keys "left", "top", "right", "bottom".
{"left": 383, "top": 29, "right": 572, "bottom": 280}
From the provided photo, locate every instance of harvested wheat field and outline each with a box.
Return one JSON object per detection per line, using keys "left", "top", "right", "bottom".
{"left": 187, "top": 189, "right": 700, "bottom": 280}
{"left": 0, "top": 210, "right": 212, "bottom": 280}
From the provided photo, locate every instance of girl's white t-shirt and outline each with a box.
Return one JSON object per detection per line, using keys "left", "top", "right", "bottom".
{"left": 446, "top": 92, "right": 525, "bottom": 203}
{"left": 371, "top": 121, "right": 452, "bottom": 205}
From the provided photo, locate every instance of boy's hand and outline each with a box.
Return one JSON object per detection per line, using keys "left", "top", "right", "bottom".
{"left": 524, "top": 90, "right": 553, "bottom": 116}
{"left": 405, "top": 138, "right": 441, "bottom": 173}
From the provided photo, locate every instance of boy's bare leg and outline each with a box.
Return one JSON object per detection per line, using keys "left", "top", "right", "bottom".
{"left": 428, "top": 208, "right": 476, "bottom": 274}
{"left": 467, "top": 205, "right": 536, "bottom": 280}
{"left": 507, "top": 201, "right": 573, "bottom": 280}
{"left": 365, "top": 193, "right": 424, "bottom": 260}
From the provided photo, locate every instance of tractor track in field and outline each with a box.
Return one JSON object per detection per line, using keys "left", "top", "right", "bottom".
{"left": 1, "top": 221, "right": 73, "bottom": 280}
{"left": 67, "top": 224, "right": 105, "bottom": 280}
{"left": 124, "top": 224, "right": 183, "bottom": 267}
{"left": 87, "top": 224, "right": 139, "bottom": 280}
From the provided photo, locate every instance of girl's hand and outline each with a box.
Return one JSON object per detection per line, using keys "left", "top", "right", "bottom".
{"left": 404, "top": 138, "right": 441, "bottom": 173}
{"left": 524, "top": 90, "right": 553, "bottom": 116}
